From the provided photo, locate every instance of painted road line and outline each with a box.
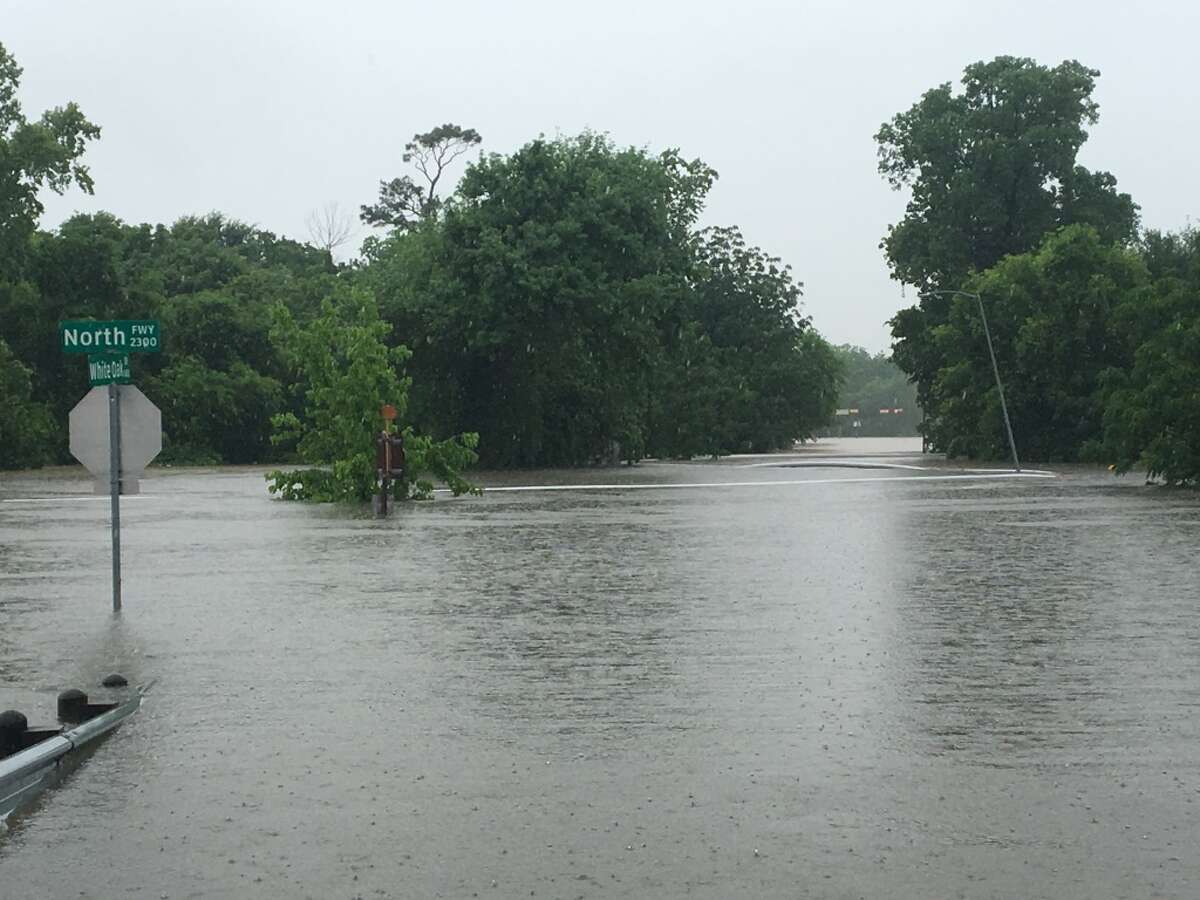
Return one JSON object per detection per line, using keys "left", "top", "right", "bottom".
{"left": 1, "top": 496, "right": 157, "bottom": 504}
{"left": 739, "top": 460, "right": 1056, "bottom": 476}
{"left": 740, "top": 461, "right": 936, "bottom": 471}
{"left": 434, "top": 471, "right": 1056, "bottom": 494}
{"left": 960, "top": 466, "right": 1054, "bottom": 475}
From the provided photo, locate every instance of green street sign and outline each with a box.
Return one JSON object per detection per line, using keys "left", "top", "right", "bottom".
{"left": 60, "top": 320, "right": 161, "bottom": 354}
{"left": 87, "top": 353, "right": 132, "bottom": 386}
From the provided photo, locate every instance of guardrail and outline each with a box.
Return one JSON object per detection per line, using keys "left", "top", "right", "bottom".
{"left": 1, "top": 690, "right": 142, "bottom": 821}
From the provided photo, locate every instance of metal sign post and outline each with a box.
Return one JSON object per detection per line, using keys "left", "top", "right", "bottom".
{"left": 70, "top": 385, "right": 161, "bottom": 611}
{"left": 62, "top": 318, "right": 162, "bottom": 614}
{"left": 108, "top": 383, "right": 122, "bottom": 612}
{"left": 373, "top": 404, "right": 403, "bottom": 517}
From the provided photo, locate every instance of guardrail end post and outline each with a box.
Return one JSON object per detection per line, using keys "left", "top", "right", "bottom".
{"left": 0, "top": 709, "right": 28, "bottom": 757}
{"left": 57, "top": 689, "right": 89, "bottom": 723}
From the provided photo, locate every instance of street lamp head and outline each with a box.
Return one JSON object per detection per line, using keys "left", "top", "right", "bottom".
{"left": 918, "top": 288, "right": 981, "bottom": 302}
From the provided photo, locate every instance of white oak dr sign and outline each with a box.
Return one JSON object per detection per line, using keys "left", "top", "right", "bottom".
{"left": 69, "top": 385, "right": 162, "bottom": 494}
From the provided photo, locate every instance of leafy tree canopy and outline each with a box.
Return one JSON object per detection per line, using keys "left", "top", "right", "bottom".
{"left": 0, "top": 337, "right": 54, "bottom": 469}
{"left": 0, "top": 54, "right": 843, "bottom": 483}
{"left": 266, "top": 287, "right": 479, "bottom": 501}
{"left": 0, "top": 42, "right": 100, "bottom": 268}
{"left": 928, "top": 225, "right": 1147, "bottom": 461}
{"left": 1, "top": 210, "right": 334, "bottom": 465}
{"left": 877, "top": 56, "right": 1138, "bottom": 290}
{"left": 362, "top": 131, "right": 840, "bottom": 467}
{"left": 380, "top": 132, "right": 718, "bottom": 466}
{"left": 667, "top": 226, "right": 838, "bottom": 454}
{"left": 1100, "top": 228, "right": 1200, "bottom": 485}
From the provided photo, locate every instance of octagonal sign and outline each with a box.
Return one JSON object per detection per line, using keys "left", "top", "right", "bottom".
{"left": 69, "top": 385, "right": 162, "bottom": 492}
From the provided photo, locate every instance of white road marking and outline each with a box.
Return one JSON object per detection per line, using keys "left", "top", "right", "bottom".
{"left": 435, "top": 471, "right": 1056, "bottom": 494}
{"left": 738, "top": 460, "right": 1055, "bottom": 476}
{"left": 740, "top": 461, "right": 935, "bottom": 472}
{"left": 2, "top": 472, "right": 1056, "bottom": 503}
{"left": 1, "top": 496, "right": 157, "bottom": 504}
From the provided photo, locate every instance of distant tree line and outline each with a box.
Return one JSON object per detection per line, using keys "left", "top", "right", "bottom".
{"left": 0, "top": 42, "right": 840, "bottom": 477}
{"left": 823, "top": 346, "right": 920, "bottom": 438}
{"left": 881, "top": 56, "right": 1200, "bottom": 485}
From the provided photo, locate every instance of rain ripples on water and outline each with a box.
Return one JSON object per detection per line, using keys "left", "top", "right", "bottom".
{"left": 2, "top": 446, "right": 1199, "bottom": 898}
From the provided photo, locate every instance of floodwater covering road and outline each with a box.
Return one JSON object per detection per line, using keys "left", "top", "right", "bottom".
{"left": 1, "top": 438, "right": 1199, "bottom": 899}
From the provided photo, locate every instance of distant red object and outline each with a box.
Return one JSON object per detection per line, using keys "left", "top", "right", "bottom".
{"left": 380, "top": 404, "right": 398, "bottom": 421}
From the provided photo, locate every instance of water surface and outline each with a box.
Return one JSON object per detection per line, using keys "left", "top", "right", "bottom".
{"left": 2, "top": 442, "right": 1198, "bottom": 898}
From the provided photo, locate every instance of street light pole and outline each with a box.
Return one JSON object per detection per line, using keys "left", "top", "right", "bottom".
{"left": 925, "top": 289, "right": 1021, "bottom": 472}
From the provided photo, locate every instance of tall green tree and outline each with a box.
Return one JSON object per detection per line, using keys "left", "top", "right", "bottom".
{"left": 364, "top": 132, "right": 842, "bottom": 465}
{"left": 0, "top": 41, "right": 99, "bottom": 466}
{"left": 389, "top": 133, "right": 712, "bottom": 467}
{"left": 878, "top": 57, "right": 1139, "bottom": 452}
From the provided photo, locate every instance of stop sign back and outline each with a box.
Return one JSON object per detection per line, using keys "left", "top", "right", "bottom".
{"left": 69, "top": 385, "right": 162, "bottom": 492}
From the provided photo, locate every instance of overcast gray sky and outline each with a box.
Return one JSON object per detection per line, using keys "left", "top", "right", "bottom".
{"left": 6, "top": 0, "right": 1197, "bottom": 351}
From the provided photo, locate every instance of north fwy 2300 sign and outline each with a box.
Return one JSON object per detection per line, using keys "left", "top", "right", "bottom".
{"left": 59, "top": 320, "right": 160, "bottom": 353}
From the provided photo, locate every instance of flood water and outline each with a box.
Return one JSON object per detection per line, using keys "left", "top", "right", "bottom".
{"left": 2, "top": 438, "right": 1199, "bottom": 899}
